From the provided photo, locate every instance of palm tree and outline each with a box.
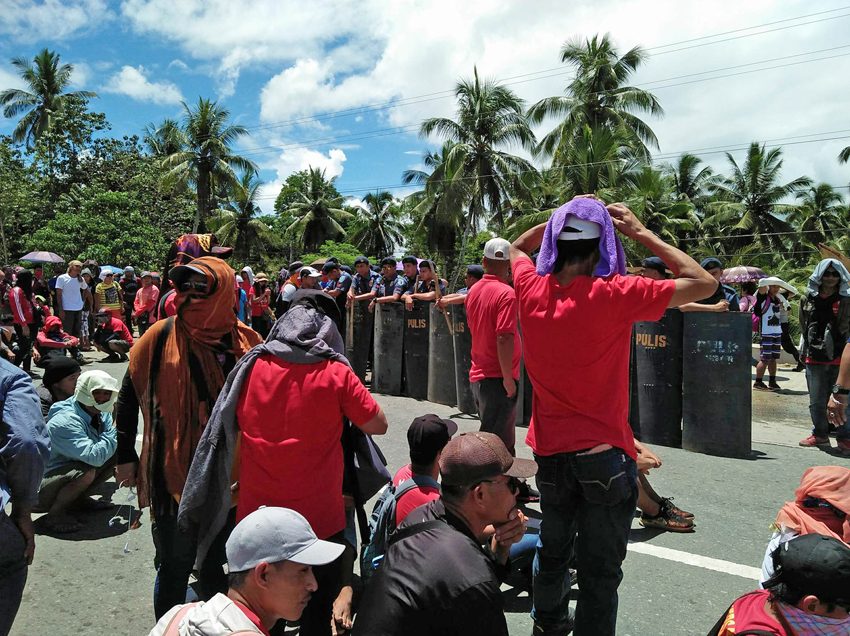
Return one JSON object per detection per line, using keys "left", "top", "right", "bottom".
{"left": 839, "top": 145, "right": 849, "bottom": 164}
{"left": 528, "top": 33, "right": 662, "bottom": 162}
{"left": 556, "top": 124, "right": 638, "bottom": 198}
{"left": 348, "top": 191, "right": 404, "bottom": 256}
{"left": 790, "top": 183, "right": 846, "bottom": 247}
{"left": 143, "top": 118, "right": 185, "bottom": 157}
{"left": 621, "top": 166, "right": 698, "bottom": 248}
{"left": 162, "top": 98, "right": 256, "bottom": 232}
{"left": 209, "top": 170, "right": 273, "bottom": 263}
{"left": 0, "top": 48, "right": 97, "bottom": 149}
{"left": 705, "top": 142, "right": 812, "bottom": 251}
{"left": 419, "top": 67, "right": 537, "bottom": 233}
{"left": 282, "top": 166, "right": 353, "bottom": 252}
{"left": 663, "top": 153, "right": 714, "bottom": 207}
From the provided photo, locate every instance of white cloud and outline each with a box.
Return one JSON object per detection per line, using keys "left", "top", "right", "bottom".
{"left": 168, "top": 59, "right": 190, "bottom": 72}
{"left": 0, "top": 0, "right": 112, "bottom": 41}
{"left": 256, "top": 146, "right": 348, "bottom": 207}
{"left": 103, "top": 66, "right": 184, "bottom": 105}
{"left": 0, "top": 65, "right": 26, "bottom": 92}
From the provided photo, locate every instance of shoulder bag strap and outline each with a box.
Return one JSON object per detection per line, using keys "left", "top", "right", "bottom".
{"left": 387, "top": 519, "right": 447, "bottom": 548}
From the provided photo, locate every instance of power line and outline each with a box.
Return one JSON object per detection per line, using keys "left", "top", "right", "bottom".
{"left": 240, "top": 7, "right": 850, "bottom": 134}
{"left": 235, "top": 45, "right": 850, "bottom": 160}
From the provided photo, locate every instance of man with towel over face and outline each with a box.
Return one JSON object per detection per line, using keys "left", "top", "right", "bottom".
{"left": 509, "top": 196, "right": 716, "bottom": 636}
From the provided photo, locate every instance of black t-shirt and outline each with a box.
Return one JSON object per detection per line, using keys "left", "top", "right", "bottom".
{"left": 120, "top": 277, "right": 141, "bottom": 304}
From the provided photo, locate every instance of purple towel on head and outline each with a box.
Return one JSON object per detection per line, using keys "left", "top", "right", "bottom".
{"left": 536, "top": 198, "right": 627, "bottom": 277}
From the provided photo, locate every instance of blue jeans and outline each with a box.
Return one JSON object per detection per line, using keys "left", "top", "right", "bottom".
{"left": 805, "top": 364, "right": 850, "bottom": 439}
{"left": 532, "top": 448, "right": 638, "bottom": 635}
{"left": 0, "top": 512, "right": 28, "bottom": 636}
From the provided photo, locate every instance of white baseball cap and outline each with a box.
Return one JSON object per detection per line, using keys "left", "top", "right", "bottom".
{"left": 299, "top": 266, "right": 322, "bottom": 279}
{"left": 483, "top": 238, "right": 511, "bottom": 261}
{"left": 226, "top": 507, "right": 345, "bottom": 573}
{"left": 558, "top": 217, "right": 602, "bottom": 241}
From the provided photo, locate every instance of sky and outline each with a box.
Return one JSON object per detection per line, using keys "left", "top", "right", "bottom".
{"left": 1, "top": 0, "right": 850, "bottom": 215}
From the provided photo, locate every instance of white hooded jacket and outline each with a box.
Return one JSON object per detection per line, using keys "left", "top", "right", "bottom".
{"left": 148, "top": 594, "right": 262, "bottom": 636}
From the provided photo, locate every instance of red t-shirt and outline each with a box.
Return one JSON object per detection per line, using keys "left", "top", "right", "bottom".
{"left": 466, "top": 274, "right": 522, "bottom": 382}
{"left": 718, "top": 590, "right": 785, "bottom": 635}
{"left": 250, "top": 289, "right": 270, "bottom": 317}
{"left": 512, "top": 257, "right": 675, "bottom": 459}
{"left": 233, "top": 600, "right": 272, "bottom": 636}
{"left": 391, "top": 464, "right": 440, "bottom": 525}
{"left": 235, "top": 355, "right": 381, "bottom": 538}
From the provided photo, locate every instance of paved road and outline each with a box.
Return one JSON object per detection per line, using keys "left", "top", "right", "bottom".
{"left": 10, "top": 356, "right": 848, "bottom": 635}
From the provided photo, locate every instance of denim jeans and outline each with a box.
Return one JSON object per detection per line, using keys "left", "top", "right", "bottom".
{"left": 805, "top": 363, "right": 850, "bottom": 439}
{"left": 0, "top": 512, "right": 28, "bottom": 636}
{"left": 532, "top": 448, "right": 638, "bottom": 635}
{"left": 151, "top": 508, "right": 233, "bottom": 619}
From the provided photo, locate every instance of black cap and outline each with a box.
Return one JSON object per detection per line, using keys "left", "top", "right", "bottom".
{"left": 401, "top": 256, "right": 418, "bottom": 265}
{"left": 354, "top": 256, "right": 369, "bottom": 266}
{"left": 700, "top": 257, "right": 723, "bottom": 271}
{"left": 287, "top": 261, "right": 304, "bottom": 275}
{"left": 466, "top": 264, "right": 484, "bottom": 279}
{"left": 42, "top": 356, "right": 81, "bottom": 389}
{"left": 407, "top": 414, "right": 458, "bottom": 465}
{"left": 380, "top": 257, "right": 397, "bottom": 267}
{"left": 322, "top": 262, "right": 339, "bottom": 274}
{"left": 764, "top": 534, "right": 850, "bottom": 604}
{"left": 642, "top": 256, "right": 668, "bottom": 274}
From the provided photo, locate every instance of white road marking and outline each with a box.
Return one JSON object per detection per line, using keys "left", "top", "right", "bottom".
{"left": 628, "top": 541, "right": 761, "bottom": 580}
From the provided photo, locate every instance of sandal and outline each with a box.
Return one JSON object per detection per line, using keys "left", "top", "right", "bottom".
{"left": 42, "top": 513, "right": 82, "bottom": 534}
{"left": 660, "top": 497, "right": 694, "bottom": 519}
{"left": 639, "top": 506, "right": 695, "bottom": 533}
{"left": 72, "top": 496, "right": 114, "bottom": 512}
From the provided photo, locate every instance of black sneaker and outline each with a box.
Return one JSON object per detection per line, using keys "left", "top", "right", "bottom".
{"left": 532, "top": 610, "right": 574, "bottom": 635}
{"left": 753, "top": 380, "right": 770, "bottom": 391}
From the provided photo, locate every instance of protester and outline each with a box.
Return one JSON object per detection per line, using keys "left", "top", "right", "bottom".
{"left": 753, "top": 277, "right": 792, "bottom": 391}
{"left": 634, "top": 440, "right": 694, "bottom": 532}
{"left": 777, "top": 290, "right": 804, "bottom": 372}
{"left": 798, "top": 259, "right": 850, "bottom": 452}
{"left": 92, "top": 308, "right": 134, "bottom": 362}
{"left": 739, "top": 281, "right": 758, "bottom": 313}
{"left": 402, "top": 259, "right": 447, "bottom": 310}
{"left": 709, "top": 533, "right": 850, "bottom": 635}
{"left": 250, "top": 272, "right": 273, "bottom": 339}
{"left": 0, "top": 269, "right": 12, "bottom": 323}
{"left": 466, "top": 238, "right": 522, "bottom": 456}
{"left": 9, "top": 270, "right": 36, "bottom": 374}
{"left": 239, "top": 267, "right": 256, "bottom": 322}
{"left": 678, "top": 257, "right": 740, "bottom": 312}
{"left": 31, "top": 266, "right": 50, "bottom": 307}
{"left": 509, "top": 196, "right": 716, "bottom": 635}
{"left": 119, "top": 266, "right": 141, "bottom": 329}
{"left": 179, "top": 289, "right": 388, "bottom": 636}
{"left": 115, "top": 256, "right": 262, "bottom": 619}
{"left": 35, "top": 316, "right": 80, "bottom": 364}
{"left": 759, "top": 466, "right": 849, "bottom": 584}
{"left": 235, "top": 275, "right": 250, "bottom": 324}
{"left": 54, "top": 260, "right": 89, "bottom": 363}
{"left": 93, "top": 271, "right": 123, "bottom": 321}
{"left": 36, "top": 355, "right": 81, "bottom": 420}
{"left": 79, "top": 268, "right": 94, "bottom": 351}
{"left": 299, "top": 267, "right": 322, "bottom": 291}
{"left": 36, "top": 370, "right": 119, "bottom": 534}
{"left": 150, "top": 507, "right": 345, "bottom": 636}
{"left": 436, "top": 264, "right": 484, "bottom": 308}
{"left": 276, "top": 261, "right": 303, "bottom": 315}
{"left": 346, "top": 256, "right": 379, "bottom": 308}
{"left": 157, "top": 233, "right": 234, "bottom": 319}
{"left": 353, "top": 431, "right": 535, "bottom": 636}
{"left": 0, "top": 357, "right": 50, "bottom": 636}
{"left": 133, "top": 272, "right": 160, "bottom": 337}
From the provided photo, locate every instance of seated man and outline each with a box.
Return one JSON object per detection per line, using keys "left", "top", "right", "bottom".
{"left": 36, "top": 356, "right": 81, "bottom": 419}
{"left": 92, "top": 308, "right": 133, "bottom": 362}
{"left": 35, "top": 316, "right": 79, "bottom": 364}
{"left": 150, "top": 507, "right": 344, "bottom": 636}
{"left": 710, "top": 533, "right": 850, "bottom": 634}
{"left": 36, "top": 370, "right": 119, "bottom": 533}
{"left": 354, "top": 432, "right": 535, "bottom": 636}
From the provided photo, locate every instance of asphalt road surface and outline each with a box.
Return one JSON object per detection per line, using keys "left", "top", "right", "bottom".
{"left": 10, "top": 355, "right": 848, "bottom": 635}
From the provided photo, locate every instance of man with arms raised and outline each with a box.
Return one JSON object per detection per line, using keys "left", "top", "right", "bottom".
{"left": 510, "top": 196, "right": 715, "bottom": 635}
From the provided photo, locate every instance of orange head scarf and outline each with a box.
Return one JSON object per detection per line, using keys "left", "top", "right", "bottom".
{"left": 774, "top": 466, "right": 850, "bottom": 544}
{"left": 130, "top": 256, "right": 262, "bottom": 511}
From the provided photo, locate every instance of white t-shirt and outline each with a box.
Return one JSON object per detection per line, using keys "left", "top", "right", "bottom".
{"left": 759, "top": 296, "right": 783, "bottom": 337}
{"left": 55, "top": 273, "right": 88, "bottom": 311}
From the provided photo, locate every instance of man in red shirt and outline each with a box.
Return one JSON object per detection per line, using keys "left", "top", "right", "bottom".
{"left": 91, "top": 308, "right": 133, "bottom": 362}
{"left": 392, "top": 414, "right": 457, "bottom": 525}
{"left": 466, "top": 238, "right": 522, "bottom": 456}
{"left": 510, "top": 197, "right": 715, "bottom": 636}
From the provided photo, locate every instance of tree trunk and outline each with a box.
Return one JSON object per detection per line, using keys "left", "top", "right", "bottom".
{"left": 194, "top": 163, "right": 209, "bottom": 233}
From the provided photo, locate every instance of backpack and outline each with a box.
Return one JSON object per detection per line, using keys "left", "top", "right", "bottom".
{"left": 359, "top": 475, "right": 440, "bottom": 581}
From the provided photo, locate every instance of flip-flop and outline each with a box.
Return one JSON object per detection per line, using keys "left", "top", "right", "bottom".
{"left": 73, "top": 496, "right": 114, "bottom": 512}
{"left": 42, "top": 513, "right": 82, "bottom": 534}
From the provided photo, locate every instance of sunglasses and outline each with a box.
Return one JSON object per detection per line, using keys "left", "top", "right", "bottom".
{"left": 476, "top": 476, "right": 521, "bottom": 494}
{"left": 803, "top": 496, "right": 846, "bottom": 519}
{"left": 823, "top": 271, "right": 840, "bottom": 277}
{"left": 178, "top": 280, "right": 209, "bottom": 293}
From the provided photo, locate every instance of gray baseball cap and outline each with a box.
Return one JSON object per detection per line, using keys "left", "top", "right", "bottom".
{"left": 226, "top": 507, "right": 345, "bottom": 573}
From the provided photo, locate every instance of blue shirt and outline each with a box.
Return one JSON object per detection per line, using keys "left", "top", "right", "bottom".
{"left": 0, "top": 358, "right": 50, "bottom": 508}
{"left": 352, "top": 272, "right": 379, "bottom": 295}
{"left": 45, "top": 397, "right": 117, "bottom": 472}
{"left": 375, "top": 274, "right": 405, "bottom": 298}
{"left": 236, "top": 288, "right": 249, "bottom": 323}
{"left": 327, "top": 271, "right": 353, "bottom": 295}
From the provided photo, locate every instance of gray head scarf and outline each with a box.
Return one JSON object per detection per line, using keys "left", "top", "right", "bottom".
{"left": 807, "top": 258, "right": 850, "bottom": 297}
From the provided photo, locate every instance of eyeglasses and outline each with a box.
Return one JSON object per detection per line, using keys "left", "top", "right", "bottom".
{"left": 476, "top": 476, "right": 521, "bottom": 494}
{"left": 178, "top": 280, "right": 209, "bottom": 293}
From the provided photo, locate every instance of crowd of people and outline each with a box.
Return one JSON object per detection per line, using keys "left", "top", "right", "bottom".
{"left": 1, "top": 196, "right": 849, "bottom": 636}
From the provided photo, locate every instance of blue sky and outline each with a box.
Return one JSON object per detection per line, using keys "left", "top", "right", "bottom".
{"left": 2, "top": 0, "right": 850, "bottom": 216}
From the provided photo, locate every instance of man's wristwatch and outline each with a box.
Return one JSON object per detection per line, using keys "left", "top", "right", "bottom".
{"left": 832, "top": 384, "right": 850, "bottom": 396}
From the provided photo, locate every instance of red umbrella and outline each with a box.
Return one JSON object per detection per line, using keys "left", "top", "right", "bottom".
{"left": 720, "top": 265, "right": 766, "bottom": 284}
{"left": 19, "top": 251, "right": 64, "bottom": 264}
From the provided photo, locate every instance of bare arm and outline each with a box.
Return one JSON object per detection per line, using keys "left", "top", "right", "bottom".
{"left": 678, "top": 300, "right": 728, "bottom": 313}
{"left": 510, "top": 223, "right": 547, "bottom": 264}
{"left": 437, "top": 293, "right": 467, "bottom": 308}
{"left": 828, "top": 343, "right": 850, "bottom": 425}
{"left": 496, "top": 333, "right": 517, "bottom": 399}
{"left": 358, "top": 409, "right": 389, "bottom": 435}
{"left": 607, "top": 203, "right": 716, "bottom": 307}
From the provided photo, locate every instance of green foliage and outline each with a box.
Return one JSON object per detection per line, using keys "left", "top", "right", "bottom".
{"left": 0, "top": 138, "right": 42, "bottom": 263}
{"left": 299, "top": 241, "right": 367, "bottom": 267}
{"left": 348, "top": 191, "right": 405, "bottom": 257}
{"left": 28, "top": 191, "right": 170, "bottom": 268}
{"left": 277, "top": 167, "right": 353, "bottom": 251}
